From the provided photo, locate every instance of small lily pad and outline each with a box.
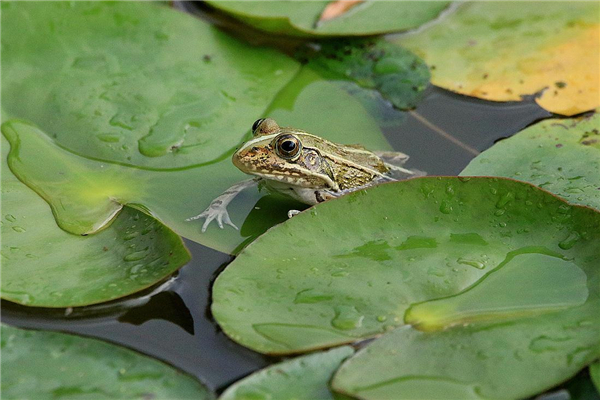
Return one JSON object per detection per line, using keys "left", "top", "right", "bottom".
{"left": 1, "top": 136, "right": 191, "bottom": 307}
{"left": 220, "top": 346, "right": 354, "bottom": 400}
{"left": 461, "top": 113, "right": 600, "bottom": 211}
{"left": 394, "top": 2, "right": 600, "bottom": 115}
{"left": 206, "top": 1, "right": 450, "bottom": 37}
{"left": 302, "top": 39, "right": 430, "bottom": 110}
{"left": 0, "top": 324, "right": 213, "bottom": 400}
{"left": 212, "top": 177, "right": 600, "bottom": 354}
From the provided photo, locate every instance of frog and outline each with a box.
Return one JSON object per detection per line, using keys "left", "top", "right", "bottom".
{"left": 187, "top": 118, "right": 424, "bottom": 232}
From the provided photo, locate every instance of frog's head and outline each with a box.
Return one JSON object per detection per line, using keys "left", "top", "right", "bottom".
{"left": 232, "top": 118, "right": 337, "bottom": 189}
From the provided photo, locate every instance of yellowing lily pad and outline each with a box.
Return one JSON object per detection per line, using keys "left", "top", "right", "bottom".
{"left": 212, "top": 177, "right": 600, "bottom": 355}
{"left": 395, "top": 2, "right": 600, "bottom": 116}
{"left": 1, "top": 136, "right": 191, "bottom": 307}
{"left": 206, "top": 1, "right": 450, "bottom": 37}
{"left": 220, "top": 346, "right": 354, "bottom": 400}
{"left": 1, "top": 324, "right": 213, "bottom": 400}
{"left": 1, "top": 1, "right": 299, "bottom": 169}
{"left": 461, "top": 113, "right": 600, "bottom": 211}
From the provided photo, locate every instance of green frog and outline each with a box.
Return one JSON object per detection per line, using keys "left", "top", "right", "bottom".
{"left": 187, "top": 118, "right": 423, "bottom": 231}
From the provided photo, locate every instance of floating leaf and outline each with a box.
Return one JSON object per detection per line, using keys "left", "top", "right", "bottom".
{"left": 592, "top": 362, "right": 600, "bottom": 393}
{"left": 206, "top": 1, "right": 450, "bottom": 37}
{"left": 1, "top": 324, "right": 213, "bottom": 399}
{"left": 1, "top": 1, "right": 299, "bottom": 169}
{"left": 461, "top": 113, "right": 600, "bottom": 211}
{"left": 220, "top": 346, "right": 354, "bottom": 400}
{"left": 0, "top": 137, "right": 191, "bottom": 308}
{"left": 333, "top": 301, "right": 599, "bottom": 399}
{"left": 395, "top": 2, "right": 600, "bottom": 115}
{"left": 302, "top": 39, "right": 430, "bottom": 110}
{"left": 2, "top": 66, "right": 391, "bottom": 255}
{"left": 212, "top": 177, "right": 600, "bottom": 354}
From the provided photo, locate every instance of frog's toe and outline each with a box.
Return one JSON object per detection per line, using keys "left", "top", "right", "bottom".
{"left": 287, "top": 209, "right": 301, "bottom": 219}
{"left": 219, "top": 212, "right": 239, "bottom": 231}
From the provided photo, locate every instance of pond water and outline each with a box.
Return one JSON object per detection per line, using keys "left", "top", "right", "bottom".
{"left": 1, "top": 1, "right": 574, "bottom": 395}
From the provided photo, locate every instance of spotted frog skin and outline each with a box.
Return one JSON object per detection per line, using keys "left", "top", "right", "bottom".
{"left": 187, "top": 118, "right": 423, "bottom": 231}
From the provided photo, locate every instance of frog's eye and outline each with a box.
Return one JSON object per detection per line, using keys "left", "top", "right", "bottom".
{"left": 252, "top": 118, "right": 265, "bottom": 135}
{"left": 274, "top": 134, "right": 302, "bottom": 159}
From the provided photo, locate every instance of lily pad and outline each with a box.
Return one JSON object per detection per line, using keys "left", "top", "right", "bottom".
{"left": 394, "top": 2, "right": 600, "bottom": 115}
{"left": 220, "top": 346, "right": 354, "bottom": 400}
{"left": 2, "top": 66, "right": 391, "bottom": 255}
{"left": 211, "top": 176, "right": 600, "bottom": 354}
{"left": 302, "top": 39, "right": 430, "bottom": 110}
{"left": 0, "top": 324, "right": 213, "bottom": 399}
{"left": 1, "top": 136, "right": 191, "bottom": 307}
{"left": 205, "top": 1, "right": 450, "bottom": 37}
{"left": 461, "top": 113, "right": 600, "bottom": 211}
{"left": 1, "top": 1, "right": 299, "bottom": 169}
{"left": 592, "top": 362, "right": 600, "bottom": 393}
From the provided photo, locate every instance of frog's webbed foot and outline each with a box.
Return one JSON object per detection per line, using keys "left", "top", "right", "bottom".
{"left": 186, "top": 178, "right": 259, "bottom": 232}
{"left": 287, "top": 209, "right": 301, "bottom": 219}
{"left": 187, "top": 203, "right": 238, "bottom": 233}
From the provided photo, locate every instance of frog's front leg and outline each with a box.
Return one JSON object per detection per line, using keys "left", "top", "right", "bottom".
{"left": 186, "top": 178, "right": 260, "bottom": 232}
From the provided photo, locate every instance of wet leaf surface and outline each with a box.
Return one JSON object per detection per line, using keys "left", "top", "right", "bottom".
{"left": 461, "top": 113, "right": 600, "bottom": 211}
{"left": 395, "top": 2, "right": 600, "bottom": 115}
{"left": 212, "top": 177, "right": 600, "bottom": 355}
{"left": 2, "top": 67, "right": 391, "bottom": 255}
{"left": 592, "top": 362, "right": 600, "bottom": 393}
{"left": 1, "top": 324, "right": 213, "bottom": 400}
{"left": 302, "top": 39, "right": 430, "bottom": 110}
{"left": 1, "top": 1, "right": 299, "bottom": 169}
{"left": 220, "top": 346, "right": 354, "bottom": 400}
{"left": 0, "top": 136, "right": 191, "bottom": 308}
{"left": 205, "top": 1, "right": 450, "bottom": 37}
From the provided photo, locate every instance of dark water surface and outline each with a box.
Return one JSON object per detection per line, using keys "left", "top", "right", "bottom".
{"left": 1, "top": 1, "right": 563, "bottom": 394}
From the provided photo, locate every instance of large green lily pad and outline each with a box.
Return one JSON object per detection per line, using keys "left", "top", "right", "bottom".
{"left": 1, "top": 1, "right": 299, "bottom": 169}
{"left": 220, "top": 346, "right": 354, "bottom": 400}
{"left": 394, "top": 2, "right": 600, "bottom": 116}
{"left": 302, "top": 39, "right": 430, "bottom": 110}
{"left": 212, "top": 177, "right": 600, "bottom": 354}
{"left": 461, "top": 113, "right": 600, "bottom": 211}
{"left": 1, "top": 136, "right": 191, "bottom": 308}
{"left": 2, "top": 67, "right": 391, "bottom": 255}
{"left": 206, "top": 1, "right": 450, "bottom": 37}
{"left": 0, "top": 324, "right": 213, "bottom": 399}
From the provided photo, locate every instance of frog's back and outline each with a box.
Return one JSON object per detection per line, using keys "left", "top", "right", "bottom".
{"left": 294, "top": 132, "right": 389, "bottom": 190}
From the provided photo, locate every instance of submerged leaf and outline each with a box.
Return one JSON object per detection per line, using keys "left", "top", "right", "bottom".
{"left": 220, "top": 346, "right": 354, "bottom": 400}
{"left": 395, "top": 2, "right": 600, "bottom": 115}
{"left": 461, "top": 113, "right": 600, "bottom": 211}
{"left": 205, "top": 1, "right": 450, "bottom": 37}
{"left": 303, "top": 39, "right": 430, "bottom": 110}
{"left": 1, "top": 324, "right": 213, "bottom": 399}
{"left": 212, "top": 177, "right": 600, "bottom": 354}
{"left": 0, "top": 137, "right": 190, "bottom": 308}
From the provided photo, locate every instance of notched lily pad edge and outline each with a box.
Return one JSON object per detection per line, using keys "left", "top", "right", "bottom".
{"left": 214, "top": 175, "right": 600, "bottom": 355}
